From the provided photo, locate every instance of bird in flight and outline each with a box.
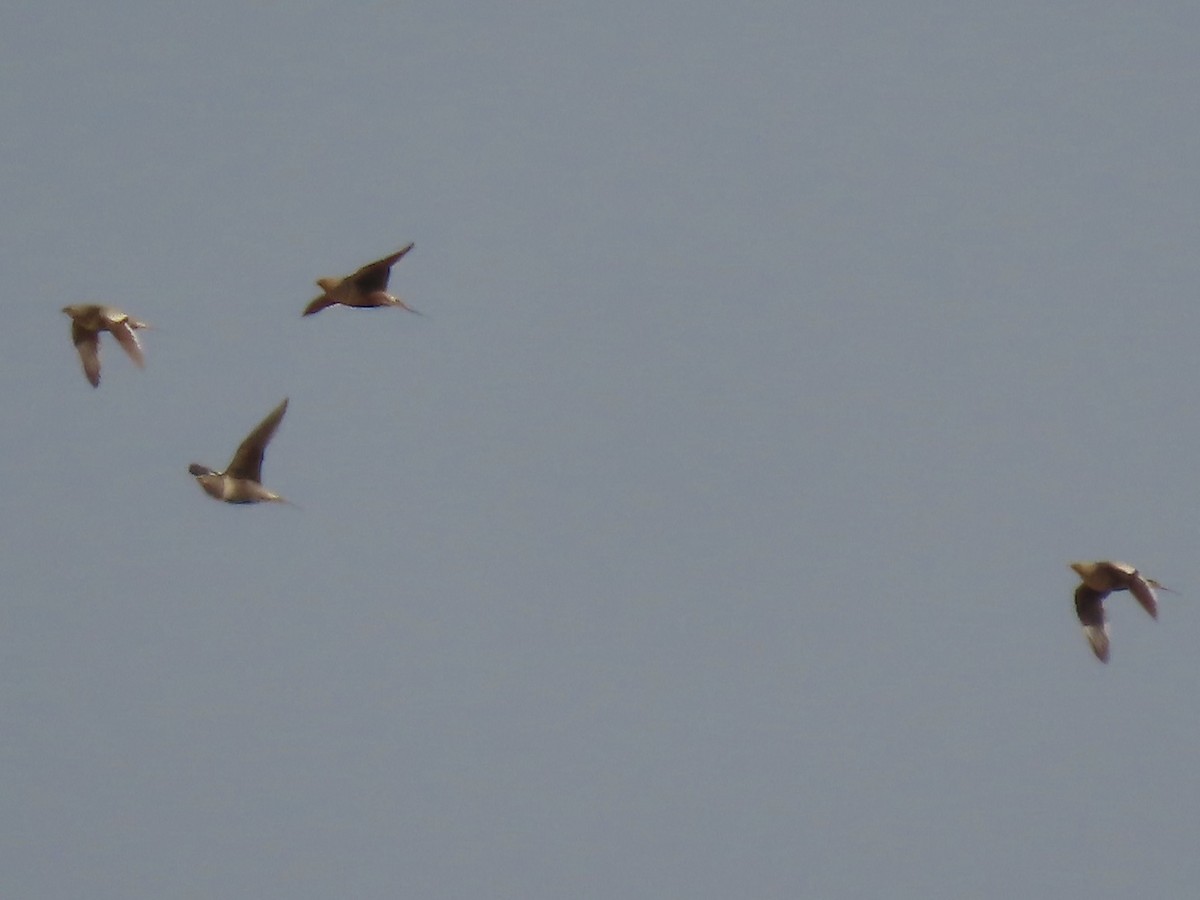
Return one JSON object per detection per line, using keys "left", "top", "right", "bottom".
{"left": 303, "top": 244, "right": 420, "bottom": 316}
{"left": 1070, "top": 560, "right": 1170, "bottom": 662}
{"left": 62, "top": 304, "right": 149, "bottom": 387}
{"left": 188, "top": 398, "right": 292, "bottom": 505}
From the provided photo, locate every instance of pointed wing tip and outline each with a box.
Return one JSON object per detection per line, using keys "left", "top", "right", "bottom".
{"left": 109, "top": 323, "right": 145, "bottom": 368}
{"left": 381, "top": 244, "right": 415, "bottom": 267}
{"left": 1128, "top": 575, "right": 1159, "bottom": 620}
{"left": 1084, "top": 630, "right": 1110, "bottom": 663}
{"left": 78, "top": 352, "right": 101, "bottom": 387}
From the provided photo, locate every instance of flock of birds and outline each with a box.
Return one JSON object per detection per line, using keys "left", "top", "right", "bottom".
{"left": 60, "top": 247, "right": 1173, "bottom": 663}
{"left": 61, "top": 244, "right": 419, "bottom": 505}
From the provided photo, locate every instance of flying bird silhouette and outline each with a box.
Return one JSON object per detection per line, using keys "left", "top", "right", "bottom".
{"left": 188, "top": 398, "right": 292, "bottom": 505}
{"left": 303, "top": 244, "right": 420, "bottom": 316}
{"left": 62, "top": 304, "right": 149, "bottom": 387}
{"left": 1070, "top": 560, "right": 1170, "bottom": 662}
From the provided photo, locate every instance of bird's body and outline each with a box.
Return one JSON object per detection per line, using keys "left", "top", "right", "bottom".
{"left": 303, "top": 244, "right": 419, "bottom": 316}
{"left": 62, "top": 304, "right": 149, "bottom": 387}
{"left": 188, "top": 398, "right": 291, "bottom": 505}
{"left": 1070, "top": 560, "right": 1166, "bottom": 663}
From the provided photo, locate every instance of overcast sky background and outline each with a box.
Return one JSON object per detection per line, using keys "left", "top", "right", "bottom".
{"left": 3, "top": 2, "right": 1200, "bottom": 898}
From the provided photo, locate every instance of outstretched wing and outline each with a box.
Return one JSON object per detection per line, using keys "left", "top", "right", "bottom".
{"left": 71, "top": 323, "right": 101, "bottom": 387}
{"left": 1126, "top": 572, "right": 1159, "bottom": 620}
{"left": 227, "top": 398, "right": 289, "bottom": 481}
{"left": 303, "top": 294, "right": 338, "bottom": 316}
{"left": 351, "top": 243, "right": 414, "bottom": 294}
{"left": 1074, "top": 584, "right": 1110, "bottom": 663}
{"left": 107, "top": 318, "right": 144, "bottom": 368}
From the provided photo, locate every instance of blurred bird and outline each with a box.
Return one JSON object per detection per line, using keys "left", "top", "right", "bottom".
{"left": 188, "top": 398, "right": 292, "bottom": 505}
{"left": 303, "top": 244, "right": 420, "bottom": 316}
{"left": 1070, "top": 560, "right": 1171, "bottom": 663}
{"left": 62, "top": 304, "right": 149, "bottom": 387}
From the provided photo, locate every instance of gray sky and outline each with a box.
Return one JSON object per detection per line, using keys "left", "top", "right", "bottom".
{"left": 4, "top": 2, "right": 1200, "bottom": 897}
